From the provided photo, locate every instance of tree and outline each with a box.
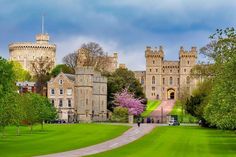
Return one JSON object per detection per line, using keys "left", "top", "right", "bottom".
{"left": 37, "top": 95, "right": 57, "bottom": 129}
{"left": 202, "top": 28, "right": 236, "bottom": 130}
{"left": 114, "top": 89, "right": 144, "bottom": 116}
{"left": 105, "top": 68, "right": 146, "bottom": 111}
{"left": 31, "top": 57, "right": 54, "bottom": 95}
{"left": 0, "top": 57, "right": 16, "bottom": 97}
{"left": 11, "top": 93, "right": 25, "bottom": 136}
{"left": 51, "top": 64, "right": 74, "bottom": 77}
{"left": 111, "top": 107, "right": 128, "bottom": 122}
{"left": 11, "top": 61, "right": 31, "bottom": 81}
{"left": 78, "top": 42, "right": 110, "bottom": 72}
{"left": 0, "top": 92, "right": 18, "bottom": 137}
{"left": 22, "top": 93, "right": 57, "bottom": 132}
{"left": 62, "top": 52, "right": 78, "bottom": 73}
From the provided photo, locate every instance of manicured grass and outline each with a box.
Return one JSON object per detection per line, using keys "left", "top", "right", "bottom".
{"left": 89, "top": 126, "right": 236, "bottom": 157}
{"left": 142, "top": 100, "right": 161, "bottom": 117}
{"left": 171, "top": 100, "right": 197, "bottom": 123}
{"left": 0, "top": 124, "right": 130, "bottom": 157}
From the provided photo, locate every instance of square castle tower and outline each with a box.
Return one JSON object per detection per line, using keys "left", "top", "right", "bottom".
{"left": 134, "top": 46, "right": 197, "bottom": 100}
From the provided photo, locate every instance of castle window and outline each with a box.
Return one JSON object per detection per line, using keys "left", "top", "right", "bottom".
{"left": 67, "top": 89, "right": 72, "bottom": 96}
{"left": 156, "top": 69, "right": 158, "bottom": 72}
{"left": 163, "top": 78, "right": 165, "bottom": 85}
{"left": 68, "top": 99, "right": 72, "bottom": 107}
{"left": 153, "top": 60, "right": 155, "bottom": 64}
{"left": 170, "top": 77, "right": 173, "bottom": 85}
{"left": 188, "top": 60, "right": 190, "bottom": 64}
{"left": 150, "top": 68, "right": 152, "bottom": 72}
{"left": 152, "top": 87, "right": 155, "bottom": 91}
{"left": 59, "top": 79, "right": 63, "bottom": 85}
{"left": 59, "top": 89, "right": 63, "bottom": 95}
{"left": 186, "top": 76, "right": 190, "bottom": 84}
{"left": 184, "top": 69, "right": 186, "bottom": 72}
{"left": 178, "top": 70, "right": 180, "bottom": 73}
{"left": 152, "top": 76, "right": 155, "bottom": 84}
{"left": 51, "top": 89, "right": 55, "bottom": 95}
{"left": 59, "top": 99, "right": 63, "bottom": 107}
{"left": 177, "top": 78, "right": 180, "bottom": 85}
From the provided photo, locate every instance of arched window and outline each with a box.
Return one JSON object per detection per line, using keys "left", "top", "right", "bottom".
{"left": 186, "top": 76, "right": 190, "bottom": 84}
{"left": 163, "top": 78, "right": 165, "bottom": 85}
{"left": 153, "top": 60, "right": 155, "bottom": 64}
{"left": 152, "top": 76, "right": 155, "bottom": 84}
{"left": 170, "top": 77, "right": 173, "bottom": 85}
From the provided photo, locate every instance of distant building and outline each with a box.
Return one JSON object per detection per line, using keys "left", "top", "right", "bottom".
{"left": 47, "top": 66, "right": 107, "bottom": 123}
{"left": 77, "top": 48, "right": 118, "bottom": 73}
{"left": 134, "top": 46, "right": 198, "bottom": 100}
{"left": 9, "top": 33, "right": 56, "bottom": 73}
{"left": 16, "top": 81, "right": 37, "bottom": 94}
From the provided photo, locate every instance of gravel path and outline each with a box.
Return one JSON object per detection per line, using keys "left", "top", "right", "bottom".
{"left": 37, "top": 124, "right": 156, "bottom": 157}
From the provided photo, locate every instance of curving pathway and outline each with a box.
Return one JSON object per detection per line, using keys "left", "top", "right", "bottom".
{"left": 37, "top": 124, "right": 156, "bottom": 157}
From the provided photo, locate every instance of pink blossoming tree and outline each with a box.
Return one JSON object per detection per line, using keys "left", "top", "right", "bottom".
{"left": 114, "top": 89, "right": 144, "bottom": 116}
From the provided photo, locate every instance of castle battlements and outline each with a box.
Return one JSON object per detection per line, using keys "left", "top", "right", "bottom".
{"left": 75, "top": 66, "right": 95, "bottom": 75}
{"left": 145, "top": 46, "right": 164, "bottom": 58}
{"left": 179, "top": 46, "right": 197, "bottom": 58}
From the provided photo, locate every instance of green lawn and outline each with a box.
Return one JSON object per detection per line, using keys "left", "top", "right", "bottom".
{"left": 89, "top": 126, "right": 236, "bottom": 157}
{"left": 171, "top": 100, "right": 198, "bottom": 123}
{"left": 0, "top": 124, "right": 130, "bottom": 157}
{"left": 142, "top": 100, "right": 161, "bottom": 117}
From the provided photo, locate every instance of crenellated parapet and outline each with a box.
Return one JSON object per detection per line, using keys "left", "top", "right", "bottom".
{"left": 179, "top": 46, "right": 197, "bottom": 58}
{"left": 8, "top": 33, "right": 56, "bottom": 72}
{"left": 9, "top": 42, "right": 56, "bottom": 51}
{"left": 145, "top": 46, "right": 164, "bottom": 58}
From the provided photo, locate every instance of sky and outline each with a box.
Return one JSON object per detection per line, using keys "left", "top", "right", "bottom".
{"left": 0, "top": 0, "right": 236, "bottom": 70}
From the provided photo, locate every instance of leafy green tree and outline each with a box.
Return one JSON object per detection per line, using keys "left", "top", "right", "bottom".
{"left": 37, "top": 96, "right": 57, "bottom": 129}
{"left": 202, "top": 28, "right": 236, "bottom": 130}
{"left": 0, "top": 93, "right": 17, "bottom": 137}
{"left": 11, "top": 93, "right": 26, "bottom": 136}
{"left": 111, "top": 107, "right": 128, "bottom": 122}
{"left": 51, "top": 64, "right": 74, "bottom": 77}
{"left": 0, "top": 57, "right": 16, "bottom": 97}
{"left": 11, "top": 61, "right": 31, "bottom": 81}
{"left": 105, "top": 68, "right": 146, "bottom": 111}
{"left": 21, "top": 93, "right": 39, "bottom": 132}
{"left": 22, "top": 93, "right": 57, "bottom": 132}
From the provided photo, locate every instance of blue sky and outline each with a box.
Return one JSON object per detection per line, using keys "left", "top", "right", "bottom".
{"left": 0, "top": 0, "right": 236, "bottom": 70}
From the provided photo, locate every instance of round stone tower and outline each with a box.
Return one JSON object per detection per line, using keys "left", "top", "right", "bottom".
{"left": 9, "top": 33, "right": 56, "bottom": 73}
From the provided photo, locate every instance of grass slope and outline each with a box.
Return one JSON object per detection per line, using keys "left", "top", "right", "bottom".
{"left": 89, "top": 126, "right": 236, "bottom": 157}
{"left": 0, "top": 124, "right": 130, "bottom": 157}
{"left": 142, "top": 100, "right": 161, "bottom": 117}
{"left": 171, "top": 100, "right": 197, "bottom": 123}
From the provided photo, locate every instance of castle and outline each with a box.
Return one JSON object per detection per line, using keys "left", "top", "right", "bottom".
{"left": 47, "top": 66, "right": 107, "bottom": 123}
{"left": 9, "top": 33, "right": 56, "bottom": 72}
{"left": 134, "top": 46, "right": 197, "bottom": 100}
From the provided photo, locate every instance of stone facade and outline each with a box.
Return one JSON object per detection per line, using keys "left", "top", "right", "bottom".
{"left": 77, "top": 48, "right": 118, "bottom": 73}
{"left": 134, "top": 46, "right": 197, "bottom": 100}
{"left": 9, "top": 33, "right": 56, "bottom": 73}
{"left": 47, "top": 66, "right": 107, "bottom": 123}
